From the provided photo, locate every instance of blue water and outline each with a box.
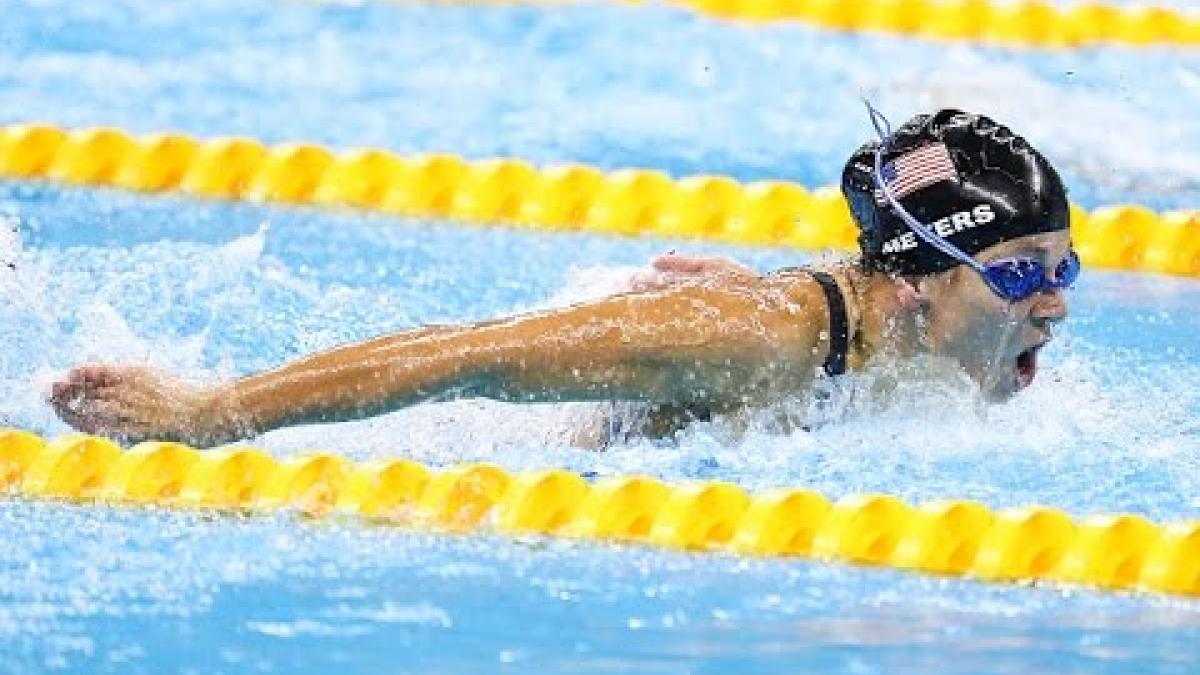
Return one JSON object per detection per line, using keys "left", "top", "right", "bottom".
{"left": 3, "top": 0, "right": 1200, "bottom": 673}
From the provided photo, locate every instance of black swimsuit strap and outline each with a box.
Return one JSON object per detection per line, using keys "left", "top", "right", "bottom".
{"left": 810, "top": 271, "right": 849, "bottom": 377}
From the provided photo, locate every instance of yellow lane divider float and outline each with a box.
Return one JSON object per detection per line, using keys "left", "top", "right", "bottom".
{"left": 2, "top": 429, "right": 1199, "bottom": 597}
{"left": 1, "top": 122, "right": 1199, "bottom": 276}
{"left": 656, "top": 0, "right": 1200, "bottom": 49}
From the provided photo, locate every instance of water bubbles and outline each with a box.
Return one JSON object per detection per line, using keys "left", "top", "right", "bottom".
{"left": 0, "top": 210, "right": 21, "bottom": 273}
{"left": 220, "top": 220, "right": 269, "bottom": 266}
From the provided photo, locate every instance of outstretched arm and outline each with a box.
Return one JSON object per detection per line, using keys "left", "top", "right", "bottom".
{"left": 49, "top": 274, "right": 828, "bottom": 447}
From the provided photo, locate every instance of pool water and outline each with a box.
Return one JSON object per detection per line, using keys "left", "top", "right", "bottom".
{"left": 3, "top": 0, "right": 1200, "bottom": 673}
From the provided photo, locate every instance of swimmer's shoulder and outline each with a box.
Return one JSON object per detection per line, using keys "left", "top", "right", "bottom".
{"left": 606, "top": 267, "right": 832, "bottom": 362}
{"left": 756, "top": 265, "right": 845, "bottom": 364}
{"left": 670, "top": 264, "right": 829, "bottom": 324}
{"left": 760, "top": 265, "right": 834, "bottom": 316}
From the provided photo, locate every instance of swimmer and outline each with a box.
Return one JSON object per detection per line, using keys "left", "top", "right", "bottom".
{"left": 48, "top": 108, "right": 1076, "bottom": 448}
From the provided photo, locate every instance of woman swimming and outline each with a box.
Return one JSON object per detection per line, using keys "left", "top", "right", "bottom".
{"left": 48, "top": 108, "right": 1076, "bottom": 447}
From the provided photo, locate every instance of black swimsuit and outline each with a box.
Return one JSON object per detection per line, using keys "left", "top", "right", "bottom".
{"left": 809, "top": 270, "right": 850, "bottom": 377}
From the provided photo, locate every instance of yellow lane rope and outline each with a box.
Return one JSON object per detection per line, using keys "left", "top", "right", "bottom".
{"left": 409, "top": 0, "right": 1200, "bottom": 49}
{"left": 652, "top": 0, "right": 1200, "bottom": 48}
{"left": 2, "top": 430, "right": 1197, "bottom": 597}
{"left": 1, "top": 123, "right": 1198, "bottom": 276}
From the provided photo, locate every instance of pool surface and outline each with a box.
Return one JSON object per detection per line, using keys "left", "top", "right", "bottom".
{"left": 3, "top": 0, "right": 1200, "bottom": 673}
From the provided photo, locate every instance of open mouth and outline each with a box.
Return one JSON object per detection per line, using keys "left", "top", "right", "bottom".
{"left": 1015, "top": 344, "right": 1043, "bottom": 389}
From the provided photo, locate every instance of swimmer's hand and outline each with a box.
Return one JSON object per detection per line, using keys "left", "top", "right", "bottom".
{"left": 629, "top": 252, "right": 757, "bottom": 291}
{"left": 47, "top": 365, "right": 239, "bottom": 447}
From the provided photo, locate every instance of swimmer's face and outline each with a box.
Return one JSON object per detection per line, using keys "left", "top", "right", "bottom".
{"left": 917, "top": 231, "right": 1073, "bottom": 402}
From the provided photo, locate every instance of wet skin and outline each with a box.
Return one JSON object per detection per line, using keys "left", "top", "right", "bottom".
{"left": 47, "top": 232, "right": 1072, "bottom": 447}
{"left": 911, "top": 231, "right": 1072, "bottom": 402}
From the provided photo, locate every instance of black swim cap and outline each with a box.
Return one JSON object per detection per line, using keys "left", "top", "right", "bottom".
{"left": 841, "top": 109, "right": 1070, "bottom": 276}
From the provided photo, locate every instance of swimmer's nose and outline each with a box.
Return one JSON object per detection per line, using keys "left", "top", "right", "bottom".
{"left": 1031, "top": 288, "right": 1068, "bottom": 326}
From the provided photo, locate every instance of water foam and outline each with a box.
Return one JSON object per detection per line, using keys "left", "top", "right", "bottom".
{"left": 9, "top": 225, "right": 1199, "bottom": 520}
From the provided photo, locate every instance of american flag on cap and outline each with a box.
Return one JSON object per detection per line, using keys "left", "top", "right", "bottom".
{"left": 873, "top": 142, "right": 959, "bottom": 205}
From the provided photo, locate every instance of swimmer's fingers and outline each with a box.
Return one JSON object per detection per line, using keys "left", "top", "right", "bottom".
{"left": 53, "top": 398, "right": 133, "bottom": 436}
{"left": 73, "top": 364, "right": 126, "bottom": 386}
{"left": 650, "top": 253, "right": 756, "bottom": 278}
{"left": 52, "top": 405, "right": 93, "bottom": 433}
{"left": 47, "top": 379, "right": 94, "bottom": 419}
{"left": 50, "top": 364, "right": 130, "bottom": 406}
{"left": 630, "top": 254, "right": 758, "bottom": 292}
{"left": 650, "top": 252, "right": 707, "bottom": 274}
{"left": 48, "top": 379, "right": 78, "bottom": 406}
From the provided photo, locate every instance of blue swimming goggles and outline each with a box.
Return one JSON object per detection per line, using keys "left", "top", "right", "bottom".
{"left": 865, "top": 103, "right": 1080, "bottom": 303}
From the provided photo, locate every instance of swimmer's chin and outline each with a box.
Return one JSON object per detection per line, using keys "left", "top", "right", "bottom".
{"left": 980, "top": 384, "right": 1019, "bottom": 404}
{"left": 977, "top": 370, "right": 1030, "bottom": 403}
